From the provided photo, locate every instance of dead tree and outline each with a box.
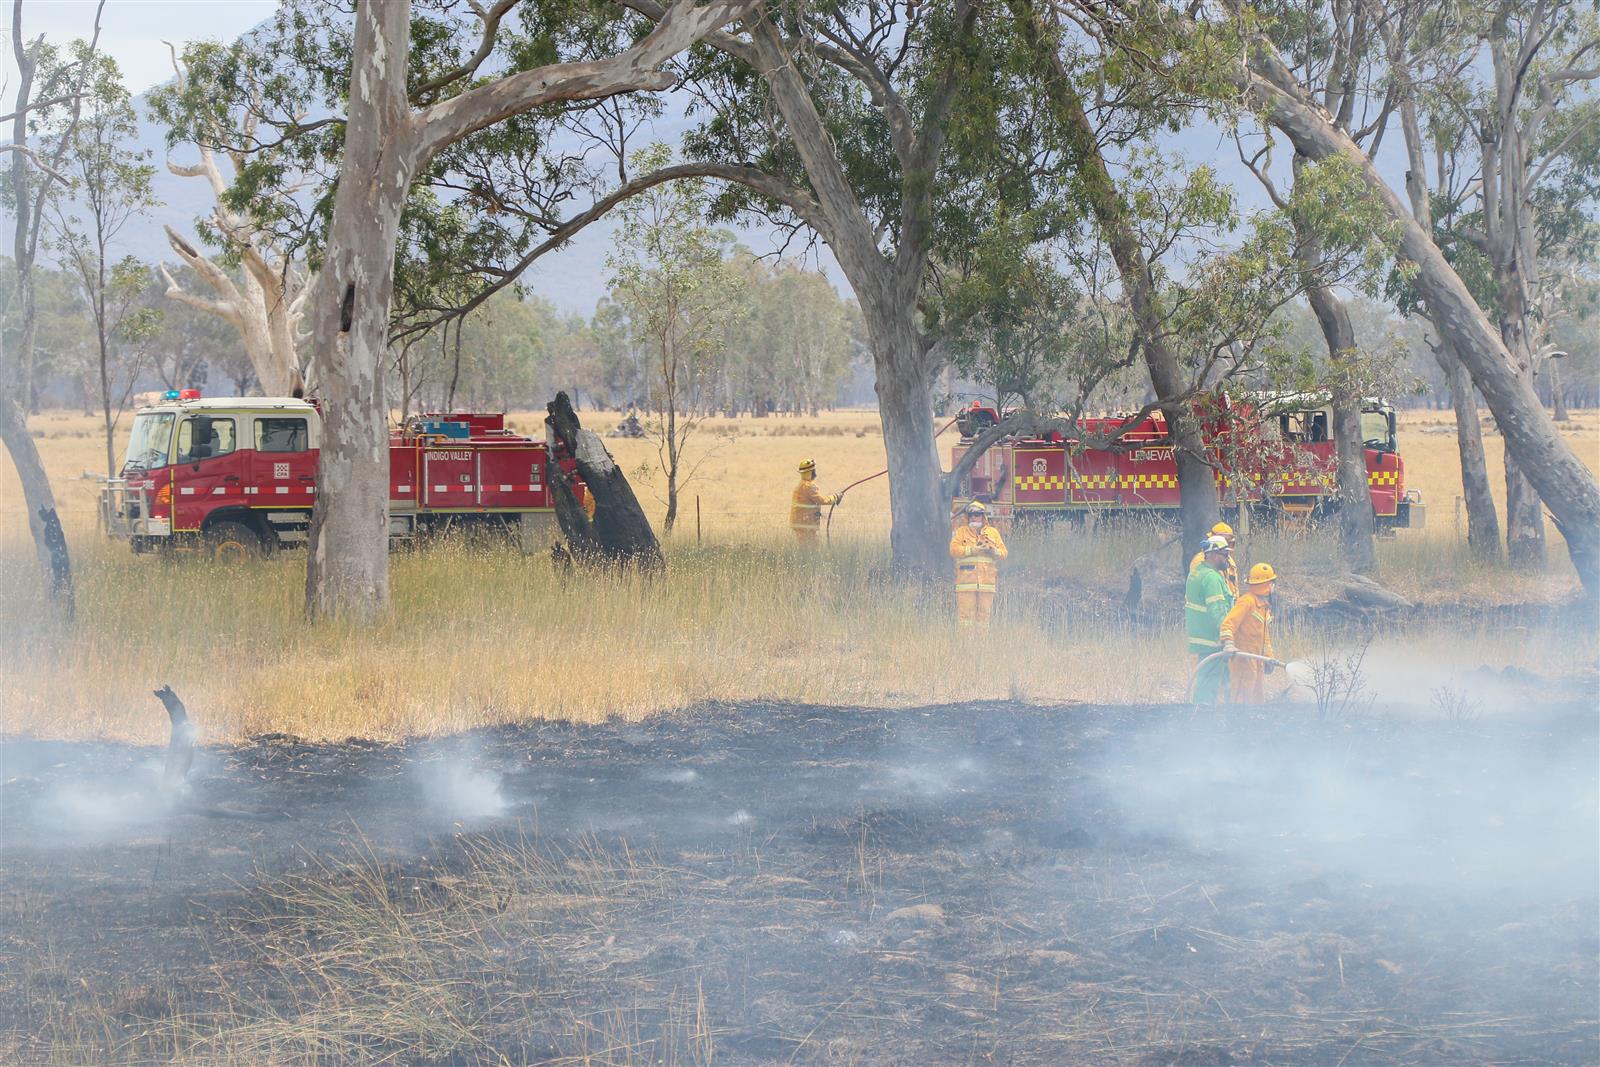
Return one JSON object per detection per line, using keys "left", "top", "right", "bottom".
{"left": 544, "top": 391, "right": 663, "bottom": 570}
{"left": 153, "top": 684, "right": 197, "bottom": 793}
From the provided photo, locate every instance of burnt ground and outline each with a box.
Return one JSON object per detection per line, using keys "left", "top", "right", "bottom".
{"left": 1, "top": 699, "right": 1596, "bottom": 1065}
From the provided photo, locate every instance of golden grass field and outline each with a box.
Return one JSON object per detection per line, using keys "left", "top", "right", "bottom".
{"left": 1, "top": 406, "right": 1596, "bottom": 742}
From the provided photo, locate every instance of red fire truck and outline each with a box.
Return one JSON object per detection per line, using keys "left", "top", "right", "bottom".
{"left": 950, "top": 393, "right": 1424, "bottom": 531}
{"left": 100, "top": 391, "right": 564, "bottom": 557}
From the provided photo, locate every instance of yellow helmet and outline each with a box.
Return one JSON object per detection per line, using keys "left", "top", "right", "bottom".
{"left": 798, "top": 459, "right": 816, "bottom": 474}
{"left": 1211, "top": 521, "right": 1234, "bottom": 537}
{"left": 1247, "top": 562, "right": 1277, "bottom": 585}
{"left": 964, "top": 501, "right": 988, "bottom": 517}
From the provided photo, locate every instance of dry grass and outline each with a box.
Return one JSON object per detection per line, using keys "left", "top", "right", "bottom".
{"left": 0, "top": 536, "right": 1197, "bottom": 742}
{"left": 1, "top": 408, "right": 1596, "bottom": 743}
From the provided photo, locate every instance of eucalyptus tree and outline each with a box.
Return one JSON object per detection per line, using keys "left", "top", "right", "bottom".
{"left": 155, "top": 0, "right": 752, "bottom": 621}
{"left": 591, "top": 0, "right": 1018, "bottom": 572}
{"left": 607, "top": 147, "right": 745, "bottom": 532}
{"left": 0, "top": 0, "right": 100, "bottom": 611}
{"left": 1420, "top": 0, "right": 1597, "bottom": 566}
{"left": 1231, "top": 0, "right": 1411, "bottom": 573}
{"left": 1379, "top": 0, "right": 1502, "bottom": 558}
{"left": 1203, "top": 0, "right": 1600, "bottom": 596}
{"left": 153, "top": 51, "right": 309, "bottom": 397}
{"left": 40, "top": 45, "right": 159, "bottom": 477}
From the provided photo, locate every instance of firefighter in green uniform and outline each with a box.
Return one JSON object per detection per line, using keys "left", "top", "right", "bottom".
{"left": 1185, "top": 535, "right": 1236, "bottom": 704}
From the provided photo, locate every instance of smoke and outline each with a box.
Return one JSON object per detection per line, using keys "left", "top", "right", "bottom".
{"left": 412, "top": 742, "right": 511, "bottom": 822}
{"left": 1096, "top": 707, "right": 1598, "bottom": 904}
{"left": 3, "top": 742, "right": 222, "bottom": 844}
{"left": 862, "top": 757, "right": 986, "bottom": 800}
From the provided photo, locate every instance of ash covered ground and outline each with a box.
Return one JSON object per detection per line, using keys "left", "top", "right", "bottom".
{"left": 2, "top": 696, "right": 1596, "bottom": 1065}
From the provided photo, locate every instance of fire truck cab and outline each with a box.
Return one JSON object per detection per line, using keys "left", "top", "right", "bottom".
{"left": 100, "top": 392, "right": 559, "bottom": 558}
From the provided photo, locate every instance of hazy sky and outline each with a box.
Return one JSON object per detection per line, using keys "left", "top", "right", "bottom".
{"left": 2, "top": 0, "right": 277, "bottom": 97}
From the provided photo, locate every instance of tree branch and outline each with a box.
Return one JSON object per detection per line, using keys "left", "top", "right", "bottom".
{"left": 414, "top": 0, "right": 755, "bottom": 163}
{"left": 394, "top": 161, "right": 825, "bottom": 340}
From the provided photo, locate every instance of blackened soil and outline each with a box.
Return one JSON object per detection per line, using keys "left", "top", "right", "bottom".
{"left": 2, "top": 700, "right": 1596, "bottom": 1065}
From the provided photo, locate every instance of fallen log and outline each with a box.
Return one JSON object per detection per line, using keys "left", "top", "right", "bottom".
{"left": 544, "top": 392, "right": 663, "bottom": 570}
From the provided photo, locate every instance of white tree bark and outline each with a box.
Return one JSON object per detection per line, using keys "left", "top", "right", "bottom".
{"left": 161, "top": 138, "right": 308, "bottom": 395}
{"left": 306, "top": 0, "right": 752, "bottom": 620}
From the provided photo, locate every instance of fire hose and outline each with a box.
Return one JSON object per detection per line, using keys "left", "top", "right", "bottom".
{"left": 1187, "top": 649, "right": 1288, "bottom": 703}
{"left": 825, "top": 415, "right": 963, "bottom": 544}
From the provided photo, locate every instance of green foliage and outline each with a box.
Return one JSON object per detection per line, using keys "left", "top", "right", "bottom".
{"left": 147, "top": 0, "right": 667, "bottom": 336}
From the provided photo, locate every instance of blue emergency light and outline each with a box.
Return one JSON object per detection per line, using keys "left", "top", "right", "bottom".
{"left": 162, "top": 388, "right": 202, "bottom": 401}
{"left": 162, "top": 389, "right": 181, "bottom": 401}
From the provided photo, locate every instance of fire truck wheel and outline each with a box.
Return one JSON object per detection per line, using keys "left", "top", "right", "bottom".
{"left": 205, "top": 520, "right": 262, "bottom": 563}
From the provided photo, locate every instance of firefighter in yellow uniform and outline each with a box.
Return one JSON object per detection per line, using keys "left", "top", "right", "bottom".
{"left": 790, "top": 459, "right": 842, "bottom": 542}
{"left": 1220, "top": 563, "right": 1278, "bottom": 704}
{"left": 1188, "top": 520, "right": 1240, "bottom": 597}
{"left": 581, "top": 483, "right": 597, "bottom": 520}
{"left": 949, "top": 501, "right": 1008, "bottom": 626}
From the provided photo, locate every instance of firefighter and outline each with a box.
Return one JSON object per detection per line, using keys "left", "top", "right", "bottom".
{"left": 1185, "top": 535, "right": 1236, "bottom": 704}
{"left": 1221, "top": 563, "right": 1277, "bottom": 705}
{"left": 790, "top": 459, "right": 842, "bottom": 542}
{"left": 1188, "top": 520, "right": 1239, "bottom": 597}
{"left": 581, "top": 483, "right": 597, "bottom": 521}
{"left": 950, "top": 501, "right": 1008, "bottom": 626}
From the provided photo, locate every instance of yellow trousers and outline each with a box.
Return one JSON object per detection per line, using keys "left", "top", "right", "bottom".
{"left": 956, "top": 588, "right": 995, "bottom": 625}
{"left": 792, "top": 526, "right": 820, "bottom": 543}
{"left": 1229, "top": 657, "right": 1266, "bottom": 704}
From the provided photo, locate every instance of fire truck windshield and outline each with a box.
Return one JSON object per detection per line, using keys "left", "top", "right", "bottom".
{"left": 122, "top": 411, "right": 175, "bottom": 471}
{"left": 1360, "top": 409, "right": 1396, "bottom": 452}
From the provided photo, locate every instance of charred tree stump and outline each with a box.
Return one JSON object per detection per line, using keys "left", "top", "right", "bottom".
{"left": 153, "top": 685, "right": 197, "bottom": 793}
{"left": 545, "top": 392, "right": 663, "bottom": 570}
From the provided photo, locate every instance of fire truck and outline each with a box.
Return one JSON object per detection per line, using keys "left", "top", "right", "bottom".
{"left": 950, "top": 394, "right": 1425, "bottom": 531}
{"left": 100, "top": 391, "right": 565, "bottom": 558}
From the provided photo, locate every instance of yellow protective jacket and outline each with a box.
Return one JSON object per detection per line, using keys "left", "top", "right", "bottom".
{"left": 790, "top": 478, "right": 837, "bottom": 531}
{"left": 1189, "top": 550, "right": 1239, "bottom": 598}
{"left": 1220, "top": 592, "right": 1274, "bottom": 658}
{"left": 950, "top": 524, "right": 1008, "bottom": 590}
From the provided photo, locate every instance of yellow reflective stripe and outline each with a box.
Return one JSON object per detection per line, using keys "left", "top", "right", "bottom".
{"left": 1185, "top": 601, "right": 1206, "bottom": 612}
{"left": 1190, "top": 637, "right": 1221, "bottom": 648}
{"left": 792, "top": 504, "right": 822, "bottom": 512}
{"left": 1206, "top": 593, "right": 1227, "bottom": 604}
{"left": 954, "top": 583, "right": 996, "bottom": 592}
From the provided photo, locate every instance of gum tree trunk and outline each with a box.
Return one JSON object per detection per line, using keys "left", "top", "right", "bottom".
{"left": 1496, "top": 287, "right": 1547, "bottom": 568}
{"left": 1302, "top": 260, "right": 1376, "bottom": 573}
{"left": 1392, "top": 56, "right": 1501, "bottom": 561}
{"left": 0, "top": 391, "right": 73, "bottom": 610}
{"left": 1435, "top": 343, "right": 1501, "bottom": 560}
{"left": 865, "top": 300, "right": 946, "bottom": 570}
{"left": 303, "top": 0, "right": 413, "bottom": 622}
